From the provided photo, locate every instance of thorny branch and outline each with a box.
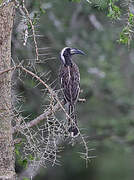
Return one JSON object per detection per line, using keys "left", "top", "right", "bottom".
{"left": 0, "top": 66, "right": 17, "bottom": 75}
{"left": 21, "top": 2, "right": 39, "bottom": 60}
{"left": 13, "top": 99, "right": 65, "bottom": 133}
{"left": 13, "top": 97, "right": 86, "bottom": 134}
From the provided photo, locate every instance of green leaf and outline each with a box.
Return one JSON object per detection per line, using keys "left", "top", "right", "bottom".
{"left": 128, "top": 13, "right": 134, "bottom": 25}
{"left": 15, "top": 149, "right": 20, "bottom": 156}
{"left": 39, "top": 7, "right": 46, "bottom": 14}
{"left": 117, "top": 27, "right": 130, "bottom": 45}
{"left": 107, "top": 3, "right": 121, "bottom": 20}
{"left": 22, "top": 159, "right": 28, "bottom": 168}
{"left": 28, "top": 154, "right": 34, "bottom": 160}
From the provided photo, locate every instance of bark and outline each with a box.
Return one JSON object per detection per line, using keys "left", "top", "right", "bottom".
{"left": 0, "top": 2, "right": 16, "bottom": 180}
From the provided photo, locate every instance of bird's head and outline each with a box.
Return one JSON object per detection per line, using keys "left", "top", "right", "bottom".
{"left": 60, "top": 47, "right": 85, "bottom": 66}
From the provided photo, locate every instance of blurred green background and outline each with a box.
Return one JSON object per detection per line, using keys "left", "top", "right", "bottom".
{"left": 12, "top": 0, "right": 134, "bottom": 179}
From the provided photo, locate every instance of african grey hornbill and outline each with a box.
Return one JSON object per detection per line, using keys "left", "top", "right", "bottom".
{"left": 59, "top": 47, "right": 85, "bottom": 137}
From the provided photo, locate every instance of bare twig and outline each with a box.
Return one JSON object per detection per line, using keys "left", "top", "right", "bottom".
{"left": 14, "top": 0, "right": 39, "bottom": 60}
{"left": 22, "top": 2, "right": 39, "bottom": 61}
{"left": 0, "top": 66, "right": 16, "bottom": 75}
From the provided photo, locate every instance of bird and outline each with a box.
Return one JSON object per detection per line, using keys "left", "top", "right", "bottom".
{"left": 59, "top": 47, "right": 85, "bottom": 137}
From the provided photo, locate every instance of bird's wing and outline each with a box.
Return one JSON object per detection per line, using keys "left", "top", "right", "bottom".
{"left": 71, "top": 63, "right": 80, "bottom": 102}
{"left": 59, "top": 63, "right": 80, "bottom": 104}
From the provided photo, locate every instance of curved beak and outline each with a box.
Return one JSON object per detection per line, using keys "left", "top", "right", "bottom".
{"left": 70, "top": 48, "right": 86, "bottom": 55}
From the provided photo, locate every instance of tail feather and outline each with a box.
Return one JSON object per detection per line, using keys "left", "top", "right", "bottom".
{"left": 68, "top": 104, "right": 79, "bottom": 137}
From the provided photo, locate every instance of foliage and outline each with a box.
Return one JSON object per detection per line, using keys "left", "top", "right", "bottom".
{"left": 107, "top": 2, "right": 120, "bottom": 20}
{"left": 118, "top": 27, "right": 130, "bottom": 44}
{"left": 15, "top": 143, "right": 28, "bottom": 168}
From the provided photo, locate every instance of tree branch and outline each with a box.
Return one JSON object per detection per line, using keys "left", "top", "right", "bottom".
{"left": 0, "top": 66, "right": 17, "bottom": 75}
{"left": 13, "top": 97, "right": 86, "bottom": 134}
{"left": 13, "top": 99, "right": 65, "bottom": 133}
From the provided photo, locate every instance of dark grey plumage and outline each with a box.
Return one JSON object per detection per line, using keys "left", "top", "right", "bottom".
{"left": 59, "top": 47, "right": 85, "bottom": 137}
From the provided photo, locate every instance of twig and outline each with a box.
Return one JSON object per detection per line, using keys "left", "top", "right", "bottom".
{"left": 0, "top": 66, "right": 16, "bottom": 75}
{"left": 22, "top": 2, "right": 39, "bottom": 61}
{"left": 0, "top": 64, "right": 21, "bottom": 75}
{"left": 14, "top": 0, "right": 39, "bottom": 60}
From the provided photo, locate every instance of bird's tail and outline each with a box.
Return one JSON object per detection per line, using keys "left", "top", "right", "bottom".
{"left": 68, "top": 104, "right": 79, "bottom": 137}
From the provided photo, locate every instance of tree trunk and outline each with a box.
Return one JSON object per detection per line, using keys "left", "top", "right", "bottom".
{"left": 0, "top": 2, "right": 16, "bottom": 180}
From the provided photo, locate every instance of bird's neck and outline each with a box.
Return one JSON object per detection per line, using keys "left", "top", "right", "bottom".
{"left": 64, "top": 56, "right": 72, "bottom": 66}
